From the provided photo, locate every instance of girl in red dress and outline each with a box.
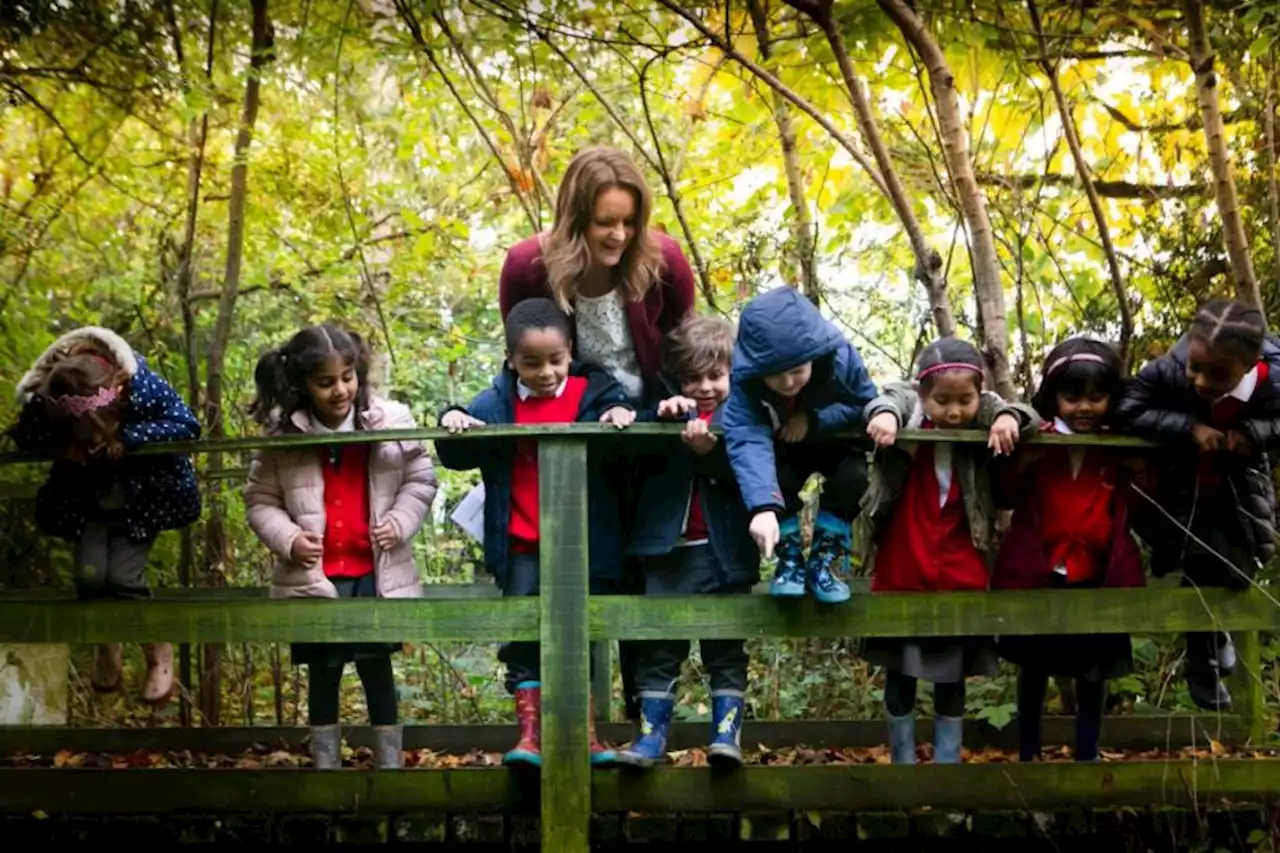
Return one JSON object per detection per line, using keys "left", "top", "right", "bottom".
{"left": 861, "top": 338, "right": 1040, "bottom": 764}
{"left": 993, "top": 338, "right": 1144, "bottom": 762}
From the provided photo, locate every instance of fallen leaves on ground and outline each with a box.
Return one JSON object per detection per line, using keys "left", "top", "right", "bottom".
{"left": 6, "top": 739, "right": 1274, "bottom": 770}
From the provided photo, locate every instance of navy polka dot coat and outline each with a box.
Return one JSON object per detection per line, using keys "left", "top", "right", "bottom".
{"left": 10, "top": 327, "right": 203, "bottom": 543}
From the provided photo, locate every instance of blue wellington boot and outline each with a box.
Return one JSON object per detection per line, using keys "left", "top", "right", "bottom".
{"left": 616, "top": 693, "right": 674, "bottom": 769}
{"left": 933, "top": 715, "right": 964, "bottom": 764}
{"left": 769, "top": 516, "right": 806, "bottom": 598}
{"left": 886, "top": 712, "right": 917, "bottom": 765}
{"left": 707, "top": 690, "right": 745, "bottom": 768}
{"left": 806, "top": 511, "right": 852, "bottom": 604}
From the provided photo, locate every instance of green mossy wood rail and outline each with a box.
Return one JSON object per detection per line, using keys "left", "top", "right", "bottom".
{"left": 0, "top": 423, "right": 1163, "bottom": 466}
{"left": 0, "top": 588, "right": 1267, "bottom": 644}
{"left": 0, "top": 426, "right": 1268, "bottom": 848}
{"left": 1, "top": 761, "right": 1279, "bottom": 814}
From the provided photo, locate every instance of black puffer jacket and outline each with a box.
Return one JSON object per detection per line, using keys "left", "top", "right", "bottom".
{"left": 1115, "top": 334, "right": 1280, "bottom": 574}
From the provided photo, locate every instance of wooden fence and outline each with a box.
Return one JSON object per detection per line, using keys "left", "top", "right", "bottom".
{"left": 0, "top": 425, "right": 1276, "bottom": 850}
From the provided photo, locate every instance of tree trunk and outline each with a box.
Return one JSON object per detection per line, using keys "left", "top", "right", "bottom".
{"left": 1183, "top": 0, "right": 1261, "bottom": 310}
{"left": 878, "top": 0, "right": 1014, "bottom": 398}
{"left": 1026, "top": 0, "right": 1132, "bottom": 365}
{"left": 1265, "top": 50, "right": 1280, "bottom": 294}
{"left": 200, "top": 0, "right": 271, "bottom": 725}
{"left": 750, "top": 0, "right": 820, "bottom": 303}
{"left": 166, "top": 0, "right": 218, "bottom": 728}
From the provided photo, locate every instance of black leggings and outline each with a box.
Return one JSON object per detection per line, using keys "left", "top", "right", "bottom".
{"left": 884, "top": 670, "right": 965, "bottom": 717}
{"left": 1017, "top": 669, "right": 1106, "bottom": 761}
{"left": 308, "top": 655, "right": 398, "bottom": 726}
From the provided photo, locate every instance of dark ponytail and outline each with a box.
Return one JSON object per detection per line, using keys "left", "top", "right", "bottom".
{"left": 249, "top": 324, "right": 372, "bottom": 428}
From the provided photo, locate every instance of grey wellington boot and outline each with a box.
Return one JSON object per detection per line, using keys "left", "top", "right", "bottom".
{"left": 373, "top": 724, "right": 404, "bottom": 769}
{"left": 887, "top": 712, "right": 917, "bottom": 764}
{"left": 933, "top": 715, "right": 964, "bottom": 764}
{"left": 310, "top": 724, "right": 342, "bottom": 769}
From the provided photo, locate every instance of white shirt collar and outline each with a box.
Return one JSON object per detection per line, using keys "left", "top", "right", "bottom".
{"left": 310, "top": 407, "right": 356, "bottom": 434}
{"left": 516, "top": 378, "right": 568, "bottom": 401}
{"left": 1223, "top": 365, "right": 1259, "bottom": 404}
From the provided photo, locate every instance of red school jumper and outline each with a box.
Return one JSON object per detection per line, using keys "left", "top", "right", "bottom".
{"left": 509, "top": 377, "right": 590, "bottom": 551}
{"left": 320, "top": 445, "right": 375, "bottom": 579}
{"left": 872, "top": 424, "right": 989, "bottom": 592}
{"left": 1025, "top": 424, "right": 1116, "bottom": 584}
{"left": 680, "top": 410, "right": 714, "bottom": 543}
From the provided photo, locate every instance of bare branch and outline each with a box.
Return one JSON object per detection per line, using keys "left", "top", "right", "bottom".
{"left": 394, "top": 0, "right": 540, "bottom": 233}
{"left": 1027, "top": 0, "right": 1132, "bottom": 362}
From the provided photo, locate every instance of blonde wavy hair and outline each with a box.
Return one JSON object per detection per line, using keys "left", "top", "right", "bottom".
{"left": 541, "top": 146, "right": 664, "bottom": 312}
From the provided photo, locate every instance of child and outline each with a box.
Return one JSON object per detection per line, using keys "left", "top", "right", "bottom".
{"left": 861, "top": 337, "right": 1039, "bottom": 764}
{"left": 437, "top": 297, "right": 635, "bottom": 768}
{"left": 993, "top": 338, "right": 1144, "bottom": 762}
{"left": 9, "top": 326, "right": 201, "bottom": 705}
{"left": 722, "top": 286, "right": 878, "bottom": 603}
{"left": 618, "top": 315, "right": 758, "bottom": 769}
{"left": 1116, "top": 298, "right": 1280, "bottom": 711}
{"left": 244, "top": 324, "right": 436, "bottom": 770}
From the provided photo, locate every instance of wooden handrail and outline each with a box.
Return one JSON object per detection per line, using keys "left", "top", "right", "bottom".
{"left": 0, "top": 422, "right": 1164, "bottom": 465}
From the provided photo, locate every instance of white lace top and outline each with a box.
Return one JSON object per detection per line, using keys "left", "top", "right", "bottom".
{"left": 573, "top": 289, "right": 644, "bottom": 401}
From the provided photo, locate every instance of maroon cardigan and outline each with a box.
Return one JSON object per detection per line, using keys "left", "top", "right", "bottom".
{"left": 498, "top": 232, "right": 696, "bottom": 384}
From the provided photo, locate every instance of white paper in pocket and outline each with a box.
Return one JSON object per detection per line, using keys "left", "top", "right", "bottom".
{"left": 450, "top": 482, "right": 486, "bottom": 545}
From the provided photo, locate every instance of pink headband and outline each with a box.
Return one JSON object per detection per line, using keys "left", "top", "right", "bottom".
{"left": 1046, "top": 352, "right": 1105, "bottom": 375}
{"left": 56, "top": 385, "right": 118, "bottom": 417}
{"left": 917, "top": 362, "right": 984, "bottom": 381}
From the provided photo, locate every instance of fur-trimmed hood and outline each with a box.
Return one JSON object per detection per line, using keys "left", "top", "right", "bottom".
{"left": 17, "top": 326, "right": 139, "bottom": 402}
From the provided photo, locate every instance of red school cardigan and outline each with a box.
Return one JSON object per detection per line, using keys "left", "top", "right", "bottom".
{"left": 497, "top": 231, "right": 696, "bottom": 380}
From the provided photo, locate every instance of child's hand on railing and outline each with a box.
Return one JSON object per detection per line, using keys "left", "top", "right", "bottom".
{"left": 866, "top": 412, "right": 898, "bottom": 448}
{"left": 599, "top": 406, "right": 636, "bottom": 429}
{"left": 1191, "top": 422, "right": 1226, "bottom": 453}
{"left": 657, "top": 396, "right": 697, "bottom": 420}
{"left": 681, "top": 417, "right": 717, "bottom": 455}
{"left": 290, "top": 531, "right": 324, "bottom": 567}
{"left": 749, "top": 510, "right": 780, "bottom": 559}
{"left": 441, "top": 410, "right": 485, "bottom": 434}
{"left": 778, "top": 411, "right": 809, "bottom": 444}
{"left": 371, "top": 519, "right": 400, "bottom": 550}
{"left": 1226, "top": 429, "right": 1252, "bottom": 456}
{"left": 987, "top": 413, "right": 1021, "bottom": 456}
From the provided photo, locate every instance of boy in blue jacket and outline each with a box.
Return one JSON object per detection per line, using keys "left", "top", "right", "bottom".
{"left": 618, "top": 315, "right": 759, "bottom": 769}
{"left": 723, "top": 286, "right": 878, "bottom": 603}
{"left": 436, "top": 298, "right": 634, "bottom": 768}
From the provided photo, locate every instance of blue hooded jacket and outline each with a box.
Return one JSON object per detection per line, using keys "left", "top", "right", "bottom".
{"left": 435, "top": 361, "right": 632, "bottom": 588}
{"left": 627, "top": 375, "right": 760, "bottom": 586}
{"left": 722, "top": 286, "right": 878, "bottom": 515}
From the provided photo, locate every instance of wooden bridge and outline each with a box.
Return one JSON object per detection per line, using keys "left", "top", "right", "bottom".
{"left": 0, "top": 424, "right": 1276, "bottom": 848}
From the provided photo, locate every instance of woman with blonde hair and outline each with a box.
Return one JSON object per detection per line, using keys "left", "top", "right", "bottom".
{"left": 497, "top": 145, "right": 696, "bottom": 727}
{"left": 499, "top": 145, "right": 696, "bottom": 405}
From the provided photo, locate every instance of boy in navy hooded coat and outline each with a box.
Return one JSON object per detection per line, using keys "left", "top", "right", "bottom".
{"left": 722, "top": 287, "right": 878, "bottom": 602}
{"left": 618, "top": 315, "right": 759, "bottom": 769}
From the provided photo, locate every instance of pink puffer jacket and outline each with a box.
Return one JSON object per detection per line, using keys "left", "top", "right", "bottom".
{"left": 244, "top": 396, "right": 436, "bottom": 600}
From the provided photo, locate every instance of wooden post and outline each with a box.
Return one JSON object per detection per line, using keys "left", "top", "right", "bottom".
{"left": 1229, "top": 630, "right": 1266, "bottom": 745}
{"left": 538, "top": 438, "right": 591, "bottom": 852}
{"left": 591, "top": 643, "right": 611, "bottom": 721}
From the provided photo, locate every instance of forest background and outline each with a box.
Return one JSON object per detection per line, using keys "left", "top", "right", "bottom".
{"left": 2, "top": 0, "right": 1279, "bottom": 735}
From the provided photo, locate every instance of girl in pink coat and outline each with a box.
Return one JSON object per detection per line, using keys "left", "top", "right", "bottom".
{"left": 244, "top": 325, "right": 436, "bottom": 769}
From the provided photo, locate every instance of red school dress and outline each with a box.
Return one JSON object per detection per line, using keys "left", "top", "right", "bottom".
{"left": 993, "top": 419, "right": 1139, "bottom": 679}
{"left": 862, "top": 422, "right": 998, "bottom": 682}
